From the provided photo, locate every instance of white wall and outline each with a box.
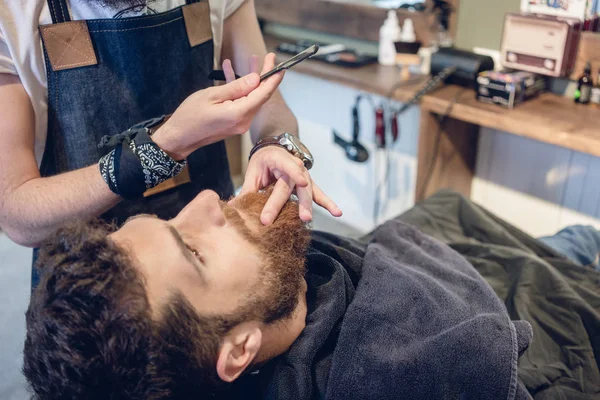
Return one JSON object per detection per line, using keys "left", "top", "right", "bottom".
{"left": 277, "top": 71, "right": 420, "bottom": 234}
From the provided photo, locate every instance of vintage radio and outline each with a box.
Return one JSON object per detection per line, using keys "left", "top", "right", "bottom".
{"left": 501, "top": 13, "right": 582, "bottom": 77}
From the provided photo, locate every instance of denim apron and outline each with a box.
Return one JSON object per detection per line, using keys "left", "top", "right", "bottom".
{"left": 32, "top": 0, "right": 234, "bottom": 287}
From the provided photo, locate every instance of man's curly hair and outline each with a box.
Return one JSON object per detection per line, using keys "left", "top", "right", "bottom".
{"left": 23, "top": 221, "right": 216, "bottom": 399}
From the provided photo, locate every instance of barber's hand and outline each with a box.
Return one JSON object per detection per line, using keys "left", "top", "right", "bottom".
{"left": 224, "top": 54, "right": 342, "bottom": 224}
{"left": 152, "top": 54, "right": 284, "bottom": 160}
{"left": 240, "top": 146, "right": 342, "bottom": 224}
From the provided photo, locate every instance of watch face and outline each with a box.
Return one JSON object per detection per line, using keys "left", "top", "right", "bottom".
{"left": 296, "top": 140, "right": 311, "bottom": 155}
{"left": 287, "top": 134, "right": 313, "bottom": 158}
{"left": 279, "top": 133, "right": 313, "bottom": 169}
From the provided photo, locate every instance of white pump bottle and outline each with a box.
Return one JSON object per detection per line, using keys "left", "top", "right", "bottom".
{"left": 401, "top": 17, "right": 416, "bottom": 43}
{"left": 378, "top": 10, "right": 401, "bottom": 66}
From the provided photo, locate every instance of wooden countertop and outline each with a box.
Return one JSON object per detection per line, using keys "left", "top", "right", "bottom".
{"left": 420, "top": 85, "right": 600, "bottom": 158}
{"left": 265, "top": 35, "right": 426, "bottom": 102}
{"left": 265, "top": 35, "right": 600, "bottom": 158}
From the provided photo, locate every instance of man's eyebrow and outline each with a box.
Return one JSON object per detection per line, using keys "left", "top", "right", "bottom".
{"left": 167, "top": 224, "right": 204, "bottom": 279}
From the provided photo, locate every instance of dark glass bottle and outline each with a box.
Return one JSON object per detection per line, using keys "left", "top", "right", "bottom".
{"left": 575, "top": 61, "right": 593, "bottom": 104}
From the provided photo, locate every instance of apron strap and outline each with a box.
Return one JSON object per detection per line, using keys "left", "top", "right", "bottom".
{"left": 46, "top": 0, "right": 72, "bottom": 24}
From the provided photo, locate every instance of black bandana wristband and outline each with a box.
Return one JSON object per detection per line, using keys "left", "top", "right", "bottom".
{"left": 98, "top": 129, "right": 186, "bottom": 199}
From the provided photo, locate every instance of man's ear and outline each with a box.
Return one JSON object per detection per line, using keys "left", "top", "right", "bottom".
{"left": 216, "top": 323, "right": 262, "bottom": 383}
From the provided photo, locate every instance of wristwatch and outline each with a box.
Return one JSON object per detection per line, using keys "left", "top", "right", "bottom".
{"left": 249, "top": 133, "right": 314, "bottom": 170}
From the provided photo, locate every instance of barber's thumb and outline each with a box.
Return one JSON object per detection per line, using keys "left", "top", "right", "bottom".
{"left": 215, "top": 73, "right": 260, "bottom": 102}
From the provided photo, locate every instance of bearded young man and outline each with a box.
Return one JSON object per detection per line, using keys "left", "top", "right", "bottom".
{"left": 23, "top": 189, "right": 600, "bottom": 399}
{"left": 24, "top": 187, "right": 311, "bottom": 398}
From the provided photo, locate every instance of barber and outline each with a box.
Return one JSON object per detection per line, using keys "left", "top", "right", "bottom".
{"left": 0, "top": 0, "right": 341, "bottom": 285}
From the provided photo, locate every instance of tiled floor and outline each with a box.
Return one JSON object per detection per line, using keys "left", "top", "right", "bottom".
{"left": 0, "top": 210, "right": 359, "bottom": 399}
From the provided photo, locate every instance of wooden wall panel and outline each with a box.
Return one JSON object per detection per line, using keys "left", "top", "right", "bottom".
{"left": 416, "top": 112, "right": 479, "bottom": 201}
{"left": 255, "top": 0, "right": 459, "bottom": 46}
{"left": 570, "top": 32, "right": 600, "bottom": 80}
{"left": 472, "top": 128, "right": 600, "bottom": 237}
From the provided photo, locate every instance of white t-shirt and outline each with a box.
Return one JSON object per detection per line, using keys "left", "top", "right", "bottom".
{"left": 0, "top": 0, "right": 244, "bottom": 165}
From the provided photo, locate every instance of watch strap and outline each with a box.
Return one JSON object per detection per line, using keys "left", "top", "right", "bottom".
{"left": 249, "top": 136, "right": 282, "bottom": 160}
{"left": 249, "top": 134, "right": 313, "bottom": 170}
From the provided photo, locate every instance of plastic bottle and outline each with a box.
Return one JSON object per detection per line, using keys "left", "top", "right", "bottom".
{"left": 378, "top": 10, "right": 401, "bottom": 66}
{"left": 401, "top": 18, "right": 416, "bottom": 43}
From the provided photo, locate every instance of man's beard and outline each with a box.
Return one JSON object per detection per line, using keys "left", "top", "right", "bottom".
{"left": 221, "top": 189, "right": 311, "bottom": 324}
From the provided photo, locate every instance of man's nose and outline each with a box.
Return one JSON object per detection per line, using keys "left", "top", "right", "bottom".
{"left": 196, "top": 189, "right": 219, "bottom": 204}
{"left": 181, "top": 190, "right": 226, "bottom": 226}
{"left": 198, "top": 190, "right": 226, "bottom": 223}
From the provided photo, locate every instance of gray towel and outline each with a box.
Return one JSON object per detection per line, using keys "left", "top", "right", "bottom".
{"left": 263, "top": 221, "right": 532, "bottom": 399}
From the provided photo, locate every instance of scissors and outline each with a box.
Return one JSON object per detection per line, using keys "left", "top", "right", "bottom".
{"left": 259, "top": 44, "right": 319, "bottom": 81}
{"left": 208, "top": 44, "right": 320, "bottom": 82}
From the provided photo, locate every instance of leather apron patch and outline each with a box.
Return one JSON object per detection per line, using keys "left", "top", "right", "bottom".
{"left": 182, "top": 1, "right": 213, "bottom": 47}
{"left": 40, "top": 21, "right": 97, "bottom": 71}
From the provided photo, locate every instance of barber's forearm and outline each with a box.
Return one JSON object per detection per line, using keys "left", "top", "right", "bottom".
{"left": 0, "top": 165, "right": 119, "bottom": 248}
{"left": 250, "top": 91, "right": 299, "bottom": 143}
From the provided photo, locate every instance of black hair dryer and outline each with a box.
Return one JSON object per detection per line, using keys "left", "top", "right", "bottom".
{"left": 333, "top": 128, "right": 369, "bottom": 163}
{"left": 333, "top": 103, "right": 369, "bottom": 163}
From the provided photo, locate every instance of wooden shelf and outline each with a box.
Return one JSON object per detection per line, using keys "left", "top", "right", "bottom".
{"left": 421, "top": 85, "right": 600, "bottom": 157}
{"left": 266, "top": 35, "right": 600, "bottom": 158}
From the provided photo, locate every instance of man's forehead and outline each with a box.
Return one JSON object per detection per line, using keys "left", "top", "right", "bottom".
{"left": 109, "top": 216, "right": 170, "bottom": 255}
{"left": 109, "top": 217, "right": 199, "bottom": 315}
